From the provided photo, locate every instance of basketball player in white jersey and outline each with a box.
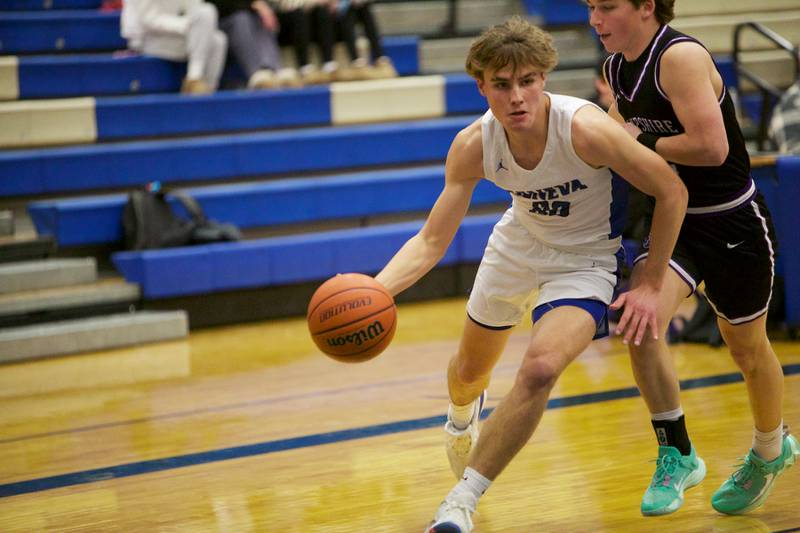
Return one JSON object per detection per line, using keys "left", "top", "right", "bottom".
{"left": 373, "top": 17, "right": 687, "bottom": 531}
{"left": 590, "top": 0, "right": 799, "bottom": 518}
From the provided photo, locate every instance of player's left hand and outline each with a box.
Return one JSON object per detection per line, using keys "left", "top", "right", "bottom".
{"left": 609, "top": 284, "right": 660, "bottom": 346}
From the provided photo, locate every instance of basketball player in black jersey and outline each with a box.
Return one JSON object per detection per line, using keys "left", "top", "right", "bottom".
{"left": 588, "top": 0, "right": 799, "bottom": 517}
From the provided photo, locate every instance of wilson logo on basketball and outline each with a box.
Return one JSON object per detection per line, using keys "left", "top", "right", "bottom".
{"left": 319, "top": 296, "right": 372, "bottom": 323}
{"left": 326, "top": 320, "right": 385, "bottom": 347}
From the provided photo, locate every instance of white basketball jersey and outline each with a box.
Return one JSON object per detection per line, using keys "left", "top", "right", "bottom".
{"left": 481, "top": 93, "right": 627, "bottom": 256}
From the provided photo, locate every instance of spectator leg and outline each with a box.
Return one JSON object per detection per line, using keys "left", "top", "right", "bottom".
{"left": 221, "top": 10, "right": 281, "bottom": 79}
{"left": 354, "top": 3, "right": 384, "bottom": 61}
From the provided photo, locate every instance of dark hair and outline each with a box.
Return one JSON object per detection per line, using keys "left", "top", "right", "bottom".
{"left": 626, "top": 0, "right": 675, "bottom": 24}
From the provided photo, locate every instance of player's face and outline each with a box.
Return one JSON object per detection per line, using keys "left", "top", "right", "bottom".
{"left": 587, "top": 0, "right": 647, "bottom": 54}
{"left": 477, "top": 65, "right": 547, "bottom": 131}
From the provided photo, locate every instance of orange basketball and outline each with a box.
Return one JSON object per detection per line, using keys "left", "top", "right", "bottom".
{"left": 307, "top": 273, "right": 397, "bottom": 363}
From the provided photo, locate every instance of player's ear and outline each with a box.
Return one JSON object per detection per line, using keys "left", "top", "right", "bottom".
{"left": 476, "top": 75, "right": 486, "bottom": 97}
{"left": 641, "top": 0, "right": 656, "bottom": 18}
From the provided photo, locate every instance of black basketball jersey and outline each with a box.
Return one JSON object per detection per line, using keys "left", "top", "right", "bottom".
{"left": 605, "top": 25, "right": 752, "bottom": 210}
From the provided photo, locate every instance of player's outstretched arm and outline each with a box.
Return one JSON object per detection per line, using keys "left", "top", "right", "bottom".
{"left": 572, "top": 105, "right": 688, "bottom": 345}
{"left": 375, "top": 121, "right": 483, "bottom": 297}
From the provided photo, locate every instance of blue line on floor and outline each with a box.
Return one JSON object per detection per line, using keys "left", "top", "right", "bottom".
{"left": 0, "top": 372, "right": 447, "bottom": 445}
{"left": 1, "top": 363, "right": 798, "bottom": 499}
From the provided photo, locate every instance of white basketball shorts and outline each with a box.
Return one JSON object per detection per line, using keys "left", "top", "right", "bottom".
{"left": 466, "top": 210, "right": 620, "bottom": 328}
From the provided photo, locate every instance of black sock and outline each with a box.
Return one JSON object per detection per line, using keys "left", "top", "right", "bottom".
{"left": 652, "top": 415, "right": 692, "bottom": 455}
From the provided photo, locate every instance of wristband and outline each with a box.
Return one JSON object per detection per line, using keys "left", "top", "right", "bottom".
{"left": 637, "top": 132, "right": 659, "bottom": 152}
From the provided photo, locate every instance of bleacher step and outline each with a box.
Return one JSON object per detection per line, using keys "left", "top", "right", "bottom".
{"left": 672, "top": 10, "right": 800, "bottom": 54}
{"left": 0, "top": 235, "right": 55, "bottom": 264}
{"left": 375, "top": 0, "right": 520, "bottom": 37}
{"left": 0, "top": 210, "right": 12, "bottom": 236}
{"left": 420, "top": 29, "right": 599, "bottom": 74}
{"left": 0, "top": 310, "right": 188, "bottom": 363}
{"left": 0, "top": 257, "right": 96, "bottom": 293}
{"left": 0, "top": 279, "right": 139, "bottom": 316}
{"left": 546, "top": 69, "right": 597, "bottom": 101}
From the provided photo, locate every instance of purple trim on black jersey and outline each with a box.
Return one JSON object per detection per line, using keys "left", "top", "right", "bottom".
{"left": 634, "top": 253, "right": 697, "bottom": 297}
{"left": 722, "top": 178, "right": 756, "bottom": 204}
{"left": 608, "top": 54, "right": 618, "bottom": 95}
{"left": 685, "top": 179, "right": 756, "bottom": 216}
{"left": 653, "top": 36, "right": 726, "bottom": 105}
{"left": 614, "top": 25, "right": 669, "bottom": 102}
{"left": 653, "top": 37, "right": 697, "bottom": 101}
{"left": 603, "top": 55, "right": 616, "bottom": 97}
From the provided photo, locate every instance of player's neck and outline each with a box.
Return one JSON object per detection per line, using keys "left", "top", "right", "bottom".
{"left": 622, "top": 22, "right": 662, "bottom": 62}
{"left": 505, "top": 94, "right": 550, "bottom": 171}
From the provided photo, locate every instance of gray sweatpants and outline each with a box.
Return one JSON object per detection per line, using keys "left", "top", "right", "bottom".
{"left": 220, "top": 10, "right": 282, "bottom": 79}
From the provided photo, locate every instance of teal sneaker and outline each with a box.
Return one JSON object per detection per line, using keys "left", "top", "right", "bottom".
{"left": 711, "top": 433, "right": 800, "bottom": 515}
{"left": 641, "top": 446, "right": 706, "bottom": 516}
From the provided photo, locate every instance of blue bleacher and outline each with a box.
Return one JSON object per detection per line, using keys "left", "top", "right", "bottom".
{"left": 3, "top": 0, "right": 799, "bottom": 333}
{"left": 523, "top": 0, "right": 588, "bottom": 25}
{"left": 774, "top": 157, "right": 800, "bottom": 327}
{"left": 18, "top": 53, "right": 185, "bottom": 98}
{"left": 0, "top": 116, "right": 474, "bottom": 197}
{"left": 28, "top": 165, "right": 512, "bottom": 247}
{"left": 94, "top": 73, "right": 480, "bottom": 140}
{"left": 0, "top": 11, "right": 125, "bottom": 54}
{"left": 12, "top": 36, "right": 419, "bottom": 99}
{"left": 96, "top": 86, "right": 332, "bottom": 140}
{"left": 106, "top": 155, "right": 800, "bottom": 329}
{"left": 112, "top": 214, "right": 500, "bottom": 298}
{"left": 0, "top": 0, "right": 100, "bottom": 10}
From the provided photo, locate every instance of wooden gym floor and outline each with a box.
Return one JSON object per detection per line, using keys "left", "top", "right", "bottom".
{"left": 0, "top": 296, "right": 799, "bottom": 532}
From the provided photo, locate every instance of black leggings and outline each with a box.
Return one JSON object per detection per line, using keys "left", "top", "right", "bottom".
{"left": 277, "top": 6, "right": 336, "bottom": 67}
{"left": 339, "top": 3, "right": 384, "bottom": 62}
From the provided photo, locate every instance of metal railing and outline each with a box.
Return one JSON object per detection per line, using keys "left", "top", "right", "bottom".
{"left": 732, "top": 21, "right": 800, "bottom": 150}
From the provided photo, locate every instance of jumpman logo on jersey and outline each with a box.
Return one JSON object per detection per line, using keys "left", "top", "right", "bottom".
{"left": 496, "top": 159, "right": 508, "bottom": 173}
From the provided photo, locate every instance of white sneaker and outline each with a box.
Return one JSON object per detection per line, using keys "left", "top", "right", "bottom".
{"left": 370, "top": 55, "right": 398, "bottom": 79}
{"left": 425, "top": 493, "right": 475, "bottom": 533}
{"left": 300, "top": 63, "right": 328, "bottom": 85}
{"left": 445, "top": 390, "right": 487, "bottom": 479}
{"left": 276, "top": 67, "right": 302, "bottom": 88}
{"left": 247, "top": 69, "right": 278, "bottom": 90}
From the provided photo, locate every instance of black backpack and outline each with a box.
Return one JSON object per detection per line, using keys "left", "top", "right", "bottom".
{"left": 122, "top": 183, "right": 241, "bottom": 250}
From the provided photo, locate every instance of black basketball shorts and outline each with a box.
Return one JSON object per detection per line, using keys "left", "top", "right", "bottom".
{"left": 635, "top": 191, "right": 777, "bottom": 325}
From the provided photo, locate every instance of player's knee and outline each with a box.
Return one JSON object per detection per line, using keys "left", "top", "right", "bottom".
{"left": 727, "top": 341, "right": 765, "bottom": 374}
{"left": 517, "top": 353, "right": 560, "bottom": 393}
{"left": 725, "top": 330, "right": 770, "bottom": 374}
{"left": 729, "top": 348, "right": 759, "bottom": 374}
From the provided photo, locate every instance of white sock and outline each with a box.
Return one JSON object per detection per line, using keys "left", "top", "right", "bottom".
{"left": 753, "top": 421, "right": 784, "bottom": 462}
{"left": 446, "top": 467, "right": 491, "bottom": 508}
{"left": 449, "top": 399, "right": 476, "bottom": 430}
{"left": 651, "top": 406, "right": 684, "bottom": 421}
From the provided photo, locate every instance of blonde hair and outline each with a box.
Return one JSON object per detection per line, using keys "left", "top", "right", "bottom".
{"left": 465, "top": 16, "right": 558, "bottom": 81}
